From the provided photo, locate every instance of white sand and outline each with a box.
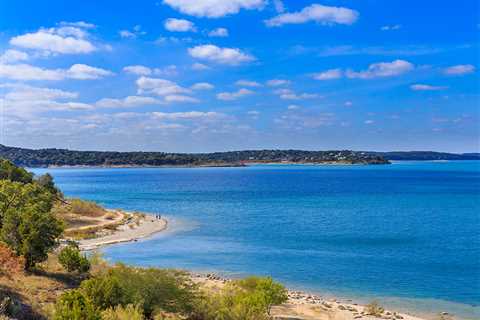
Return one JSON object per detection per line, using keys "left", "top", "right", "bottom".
{"left": 78, "top": 216, "right": 167, "bottom": 251}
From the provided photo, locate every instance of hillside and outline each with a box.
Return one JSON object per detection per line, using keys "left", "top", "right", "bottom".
{"left": 0, "top": 145, "right": 389, "bottom": 167}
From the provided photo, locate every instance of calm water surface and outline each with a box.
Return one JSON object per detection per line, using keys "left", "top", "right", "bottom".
{"left": 32, "top": 161, "right": 480, "bottom": 319}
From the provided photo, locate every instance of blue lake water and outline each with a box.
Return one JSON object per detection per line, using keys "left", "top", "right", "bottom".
{"left": 31, "top": 161, "right": 480, "bottom": 319}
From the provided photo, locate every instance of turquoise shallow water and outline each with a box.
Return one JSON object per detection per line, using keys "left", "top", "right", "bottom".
{"left": 32, "top": 161, "right": 480, "bottom": 319}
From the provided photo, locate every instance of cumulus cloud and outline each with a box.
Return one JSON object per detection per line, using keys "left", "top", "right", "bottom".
{"left": 10, "top": 26, "right": 96, "bottom": 55}
{"left": 164, "top": 95, "right": 199, "bottom": 103}
{"left": 162, "top": 0, "right": 266, "bottom": 18}
{"left": 217, "top": 88, "right": 254, "bottom": 100}
{"left": 273, "top": 0, "right": 285, "bottom": 13}
{"left": 59, "top": 21, "right": 96, "bottom": 29}
{"left": 191, "top": 62, "right": 210, "bottom": 71}
{"left": 0, "top": 49, "right": 29, "bottom": 63}
{"left": 136, "top": 76, "right": 191, "bottom": 97}
{"left": 208, "top": 28, "right": 229, "bottom": 37}
{"left": 235, "top": 80, "right": 262, "bottom": 87}
{"left": 119, "top": 25, "right": 146, "bottom": 39}
{"left": 345, "top": 60, "right": 414, "bottom": 79}
{"left": 152, "top": 111, "right": 224, "bottom": 120}
{"left": 191, "top": 82, "right": 214, "bottom": 90}
{"left": 0, "top": 63, "right": 113, "bottom": 81}
{"left": 67, "top": 64, "right": 114, "bottom": 79}
{"left": 96, "top": 96, "right": 163, "bottom": 108}
{"left": 312, "top": 68, "right": 342, "bottom": 80}
{"left": 410, "top": 84, "right": 448, "bottom": 91}
{"left": 274, "top": 88, "right": 318, "bottom": 100}
{"left": 188, "top": 45, "right": 255, "bottom": 65}
{"left": 443, "top": 64, "right": 475, "bottom": 75}
{"left": 265, "top": 4, "right": 359, "bottom": 27}
{"left": 164, "top": 18, "right": 196, "bottom": 32}
{"left": 123, "top": 65, "right": 152, "bottom": 76}
{"left": 266, "top": 79, "right": 290, "bottom": 86}
{"left": 2, "top": 84, "right": 78, "bottom": 101}
{"left": 287, "top": 104, "right": 300, "bottom": 110}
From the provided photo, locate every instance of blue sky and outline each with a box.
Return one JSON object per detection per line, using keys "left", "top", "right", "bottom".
{"left": 0, "top": 0, "right": 478, "bottom": 152}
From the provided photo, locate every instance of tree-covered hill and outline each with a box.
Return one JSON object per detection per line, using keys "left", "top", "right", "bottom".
{"left": 0, "top": 145, "right": 390, "bottom": 167}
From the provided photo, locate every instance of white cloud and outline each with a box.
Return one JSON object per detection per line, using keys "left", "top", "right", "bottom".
{"left": 164, "top": 18, "right": 196, "bottom": 32}
{"left": 410, "top": 84, "right": 448, "bottom": 91}
{"left": 273, "top": 0, "right": 285, "bottom": 13}
{"left": 217, "top": 88, "right": 254, "bottom": 100}
{"left": 443, "top": 64, "right": 475, "bottom": 75}
{"left": 10, "top": 27, "right": 96, "bottom": 54}
{"left": 2, "top": 84, "right": 78, "bottom": 101}
{"left": 208, "top": 28, "right": 229, "bottom": 37}
{"left": 0, "top": 63, "right": 64, "bottom": 80}
{"left": 152, "top": 111, "right": 224, "bottom": 120}
{"left": 364, "top": 120, "right": 375, "bottom": 124}
{"left": 164, "top": 95, "right": 199, "bottom": 103}
{"left": 287, "top": 104, "right": 300, "bottom": 110}
{"left": 0, "top": 63, "right": 113, "bottom": 81}
{"left": 0, "top": 49, "right": 29, "bottom": 63}
{"left": 191, "top": 82, "right": 214, "bottom": 90}
{"left": 67, "top": 64, "right": 114, "bottom": 80}
{"left": 381, "top": 24, "right": 402, "bottom": 31}
{"left": 136, "top": 76, "right": 191, "bottom": 96}
{"left": 188, "top": 45, "right": 255, "bottom": 65}
{"left": 235, "top": 80, "right": 262, "bottom": 87}
{"left": 191, "top": 62, "right": 210, "bottom": 71}
{"left": 344, "top": 101, "right": 353, "bottom": 107}
{"left": 265, "top": 4, "right": 359, "bottom": 27}
{"left": 276, "top": 89, "right": 318, "bottom": 100}
{"left": 162, "top": 0, "right": 266, "bottom": 18}
{"left": 153, "top": 65, "right": 178, "bottom": 76}
{"left": 312, "top": 68, "right": 342, "bottom": 80}
{"left": 96, "top": 96, "right": 163, "bottom": 108}
{"left": 119, "top": 25, "right": 146, "bottom": 39}
{"left": 266, "top": 79, "right": 290, "bottom": 86}
{"left": 119, "top": 30, "right": 136, "bottom": 38}
{"left": 123, "top": 65, "right": 152, "bottom": 76}
{"left": 346, "top": 60, "right": 414, "bottom": 79}
{"left": 59, "top": 21, "right": 96, "bottom": 29}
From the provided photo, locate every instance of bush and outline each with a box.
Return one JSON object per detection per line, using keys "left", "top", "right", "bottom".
{"left": 365, "top": 301, "right": 385, "bottom": 317}
{"left": 101, "top": 304, "right": 144, "bottom": 320}
{"left": 54, "top": 290, "right": 101, "bottom": 320}
{"left": 193, "top": 276, "right": 287, "bottom": 320}
{"left": 0, "top": 242, "right": 24, "bottom": 276}
{"left": 81, "top": 264, "right": 198, "bottom": 317}
{"left": 58, "top": 243, "right": 90, "bottom": 273}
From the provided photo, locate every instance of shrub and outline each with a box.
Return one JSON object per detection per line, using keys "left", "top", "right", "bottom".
{"left": 365, "top": 301, "right": 385, "bottom": 317}
{"left": 80, "top": 265, "right": 198, "bottom": 317}
{"left": 193, "top": 277, "right": 287, "bottom": 320}
{"left": 0, "top": 242, "right": 24, "bottom": 276}
{"left": 58, "top": 243, "right": 91, "bottom": 273}
{"left": 101, "top": 304, "right": 144, "bottom": 320}
{"left": 54, "top": 290, "right": 101, "bottom": 320}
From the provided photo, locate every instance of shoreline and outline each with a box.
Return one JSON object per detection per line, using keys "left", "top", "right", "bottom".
{"left": 77, "top": 213, "right": 167, "bottom": 251}
{"left": 74, "top": 216, "right": 462, "bottom": 320}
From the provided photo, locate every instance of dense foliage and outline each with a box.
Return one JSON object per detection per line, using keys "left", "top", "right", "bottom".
{"left": 0, "top": 144, "right": 394, "bottom": 166}
{"left": 58, "top": 242, "right": 91, "bottom": 273}
{"left": 0, "top": 159, "right": 63, "bottom": 269}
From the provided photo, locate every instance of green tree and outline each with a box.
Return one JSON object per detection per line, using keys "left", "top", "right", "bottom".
{"left": 35, "top": 173, "right": 60, "bottom": 195}
{"left": 58, "top": 242, "right": 91, "bottom": 273}
{"left": 0, "top": 180, "right": 63, "bottom": 269}
{"left": 54, "top": 290, "right": 101, "bottom": 320}
{"left": 235, "top": 276, "right": 288, "bottom": 315}
{"left": 0, "top": 159, "right": 33, "bottom": 183}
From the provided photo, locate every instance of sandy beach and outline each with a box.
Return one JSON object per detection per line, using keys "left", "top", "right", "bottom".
{"left": 77, "top": 214, "right": 167, "bottom": 251}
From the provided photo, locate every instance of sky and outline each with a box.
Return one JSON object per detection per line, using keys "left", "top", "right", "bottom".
{"left": 0, "top": 0, "right": 478, "bottom": 153}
